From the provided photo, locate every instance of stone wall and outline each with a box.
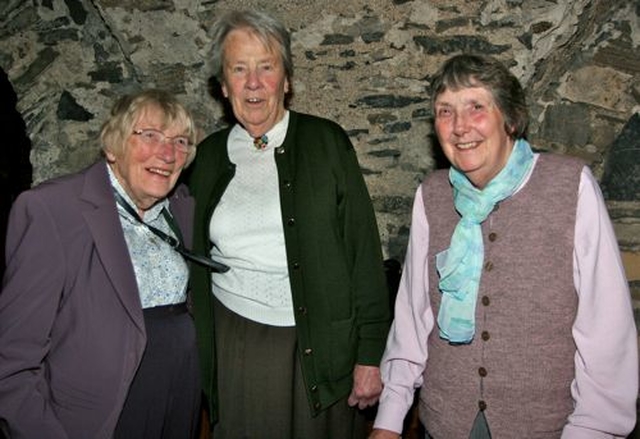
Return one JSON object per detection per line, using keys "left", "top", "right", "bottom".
{"left": 1, "top": 1, "right": 639, "bottom": 310}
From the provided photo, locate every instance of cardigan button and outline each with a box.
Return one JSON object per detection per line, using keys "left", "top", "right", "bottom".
{"left": 488, "top": 232, "right": 497, "bottom": 242}
{"left": 283, "top": 180, "right": 292, "bottom": 189}
{"left": 292, "top": 262, "right": 300, "bottom": 270}
{"left": 310, "top": 385, "right": 318, "bottom": 392}
{"left": 484, "top": 260, "right": 494, "bottom": 271}
{"left": 481, "top": 330, "right": 490, "bottom": 341}
{"left": 303, "top": 348, "right": 313, "bottom": 356}
{"left": 287, "top": 218, "right": 296, "bottom": 227}
{"left": 276, "top": 146, "right": 285, "bottom": 154}
{"left": 478, "top": 367, "right": 487, "bottom": 377}
{"left": 297, "top": 306, "right": 307, "bottom": 315}
{"left": 481, "top": 296, "right": 490, "bottom": 306}
{"left": 478, "top": 400, "right": 487, "bottom": 411}
{"left": 314, "top": 402, "right": 321, "bottom": 410}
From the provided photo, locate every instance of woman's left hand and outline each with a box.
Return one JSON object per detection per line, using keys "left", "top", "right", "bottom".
{"left": 347, "top": 364, "right": 383, "bottom": 409}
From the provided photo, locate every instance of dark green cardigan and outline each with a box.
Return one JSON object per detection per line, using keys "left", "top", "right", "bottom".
{"left": 188, "top": 111, "right": 391, "bottom": 425}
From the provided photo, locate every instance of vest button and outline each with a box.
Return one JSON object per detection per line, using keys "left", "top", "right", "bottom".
{"left": 481, "top": 330, "right": 490, "bottom": 341}
{"left": 481, "top": 296, "right": 490, "bottom": 306}
{"left": 488, "top": 232, "right": 497, "bottom": 242}
{"left": 478, "top": 400, "right": 487, "bottom": 411}
{"left": 478, "top": 367, "right": 487, "bottom": 377}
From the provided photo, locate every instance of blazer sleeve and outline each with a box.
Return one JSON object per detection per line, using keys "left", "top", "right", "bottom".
{"left": 0, "top": 190, "right": 70, "bottom": 439}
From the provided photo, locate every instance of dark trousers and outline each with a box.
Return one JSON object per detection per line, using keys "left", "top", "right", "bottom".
{"left": 114, "top": 303, "right": 201, "bottom": 439}
{"left": 212, "top": 297, "right": 366, "bottom": 439}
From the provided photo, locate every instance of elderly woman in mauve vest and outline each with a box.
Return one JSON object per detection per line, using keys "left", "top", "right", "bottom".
{"left": 370, "top": 54, "right": 638, "bottom": 438}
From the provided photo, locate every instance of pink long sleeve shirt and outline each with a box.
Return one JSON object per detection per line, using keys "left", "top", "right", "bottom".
{"left": 375, "top": 159, "right": 638, "bottom": 438}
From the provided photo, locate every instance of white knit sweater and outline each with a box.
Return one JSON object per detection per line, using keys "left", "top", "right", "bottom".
{"left": 208, "top": 112, "right": 295, "bottom": 326}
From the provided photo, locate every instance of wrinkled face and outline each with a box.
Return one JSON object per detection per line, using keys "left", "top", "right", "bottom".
{"left": 106, "top": 106, "right": 190, "bottom": 214}
{"left": 221, "top": 27, "right": 289, "bottom": 138}
{"left": 434, "top": 86, "right": 514, "bottom": 189}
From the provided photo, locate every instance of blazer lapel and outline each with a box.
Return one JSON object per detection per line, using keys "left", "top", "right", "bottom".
{"left": 80, "top": 162, "right": 145, "bottom": 334}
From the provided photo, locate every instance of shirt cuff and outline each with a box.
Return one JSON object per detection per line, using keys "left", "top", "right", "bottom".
{"left": 562, "top": 424, "right": 619, "bottom": 439}
{"left": 373, "top": 398, "right": 411, "bottom": 434}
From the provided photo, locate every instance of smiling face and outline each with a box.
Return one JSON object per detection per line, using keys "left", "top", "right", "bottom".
{"left": 220, "top": 27, "right": 289, "bottom": 137}
{"left": 434, "top": 86, "right": 515, "bottom": 189}
{"left": 106, "top": 105, "right": 189, "bottom": 214}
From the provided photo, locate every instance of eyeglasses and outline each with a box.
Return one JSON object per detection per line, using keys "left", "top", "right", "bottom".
{"left": 132, "top": 128, "right": 192, "bottom": 153}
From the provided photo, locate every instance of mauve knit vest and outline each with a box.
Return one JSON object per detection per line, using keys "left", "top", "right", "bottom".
{"left": 419, "top": 154, "right": 584, "bottom": 438}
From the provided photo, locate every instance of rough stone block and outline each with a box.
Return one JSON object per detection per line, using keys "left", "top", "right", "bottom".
{"left": 601, "top": 113, "right": 640, "bottom": 202}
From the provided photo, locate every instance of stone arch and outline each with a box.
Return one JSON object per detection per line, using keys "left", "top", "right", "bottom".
{"left": 0, "top": 68, "right": 33, "bottom": 279}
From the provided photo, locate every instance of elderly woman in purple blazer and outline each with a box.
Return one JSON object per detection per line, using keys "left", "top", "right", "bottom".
{"left": 0, "top": 89, "right": 210, "bottom": 439}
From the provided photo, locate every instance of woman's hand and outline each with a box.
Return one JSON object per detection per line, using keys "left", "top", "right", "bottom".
{"left": 347, "top": 364, "right": 383, "bottom": 409}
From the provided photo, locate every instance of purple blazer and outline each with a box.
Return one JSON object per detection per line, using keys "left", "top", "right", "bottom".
{"left": 0, "top": 160, "right": 194, "bottom": 439}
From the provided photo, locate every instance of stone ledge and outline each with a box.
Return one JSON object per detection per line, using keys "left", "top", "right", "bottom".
{"left": 623, "top": 252, "right": 640, "bottom": 282}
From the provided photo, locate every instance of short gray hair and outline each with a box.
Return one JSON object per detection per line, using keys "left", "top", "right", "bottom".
{"left": 430, "top": 54, "right": 529, "bottom": 139}
{"left": 208, "top": 10, "right": 293, "bottom": 86}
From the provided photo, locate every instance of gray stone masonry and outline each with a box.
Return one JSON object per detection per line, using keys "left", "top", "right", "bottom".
{"left": 1, "top": 0, "right": 640, "bottom": 341}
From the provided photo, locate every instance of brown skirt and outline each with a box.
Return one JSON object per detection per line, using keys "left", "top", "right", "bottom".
{"left": 212, "top": 297, "right": 366, "bottom": 439}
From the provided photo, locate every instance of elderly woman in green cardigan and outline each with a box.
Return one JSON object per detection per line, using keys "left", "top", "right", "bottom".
{"left": 188, "top": 9, "right": 391, "bottom": 439}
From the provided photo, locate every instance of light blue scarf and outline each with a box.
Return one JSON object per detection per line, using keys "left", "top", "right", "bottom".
{"left": 436, "top": 139, "right": 534, "bottom": 343}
